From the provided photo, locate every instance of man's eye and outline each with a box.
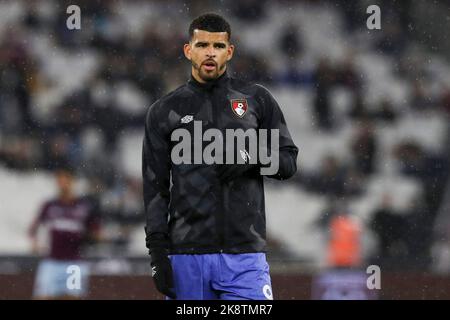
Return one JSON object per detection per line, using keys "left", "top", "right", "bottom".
{"left": 214, "top": 44, "right": 226, "bottom": 49}
{"left": 197, "top": 43, "right": 207, "bottom": 48}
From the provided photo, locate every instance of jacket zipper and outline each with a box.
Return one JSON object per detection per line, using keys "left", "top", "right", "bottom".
{"left": 209, "top": 90, "right": 226, "bottom": 253}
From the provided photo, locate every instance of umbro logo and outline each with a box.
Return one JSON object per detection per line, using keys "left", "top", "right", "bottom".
{"left": 181, "top": 115, "right": 194, "bottom": 124}
{"left": 151, "top": 266, "right": 157, "bottom": 277}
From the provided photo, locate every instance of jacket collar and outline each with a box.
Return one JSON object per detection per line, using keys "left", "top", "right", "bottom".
{"left": 188, "top": 70, "right": 230, "bottom": 91}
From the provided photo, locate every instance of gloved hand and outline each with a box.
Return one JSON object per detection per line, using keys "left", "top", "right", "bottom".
{"left": 215, "top": 148, "right": 261, "bottom": 183}
{"left": 215, "top": 163, "right": 259, "bottom": 183}
{"left": 150, "top": 248, "right": 176, "bottom": 299}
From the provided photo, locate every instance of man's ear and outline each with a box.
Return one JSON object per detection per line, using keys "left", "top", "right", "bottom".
{"left": 227, "top": 44, "right": 235, "bottom": 62}
{"left": 184, "top": 43, "right": 191, "bottom": 60}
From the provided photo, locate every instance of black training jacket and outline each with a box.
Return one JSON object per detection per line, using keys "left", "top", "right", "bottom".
{"left": 143, "top": 72, "right": 298, "bottom": 254}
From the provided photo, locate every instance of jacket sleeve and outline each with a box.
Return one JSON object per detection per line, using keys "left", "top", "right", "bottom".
{"left": 257, "top": 85, "right": 299, "bottom": 180}
{"left": 142, "top": 100, "right": 171, "bottom": 253}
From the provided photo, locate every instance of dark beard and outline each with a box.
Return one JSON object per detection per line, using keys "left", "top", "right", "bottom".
{"left": 192, "top": 61, "right": 226, "bottom": 82}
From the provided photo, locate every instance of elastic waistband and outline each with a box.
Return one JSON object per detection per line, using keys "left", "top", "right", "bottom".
{"left": 169, "top": 246, "right": 266, "bottom": 255}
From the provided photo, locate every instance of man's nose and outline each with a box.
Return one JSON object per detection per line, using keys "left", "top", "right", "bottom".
{"left": 206, "top": 47, "right": 216, "bottom": 58}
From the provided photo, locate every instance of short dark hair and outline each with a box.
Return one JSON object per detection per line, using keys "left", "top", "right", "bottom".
{"left": 189, "top": 13, "right": 231, "bottom": 41}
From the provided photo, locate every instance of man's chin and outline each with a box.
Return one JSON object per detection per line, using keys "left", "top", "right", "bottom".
{"left": 199, "top": 71, "right": 219, "bottom": 82}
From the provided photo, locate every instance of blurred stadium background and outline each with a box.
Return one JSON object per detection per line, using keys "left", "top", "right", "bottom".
{"left": 1, "top": 0, "right": 450, "bottom": 299}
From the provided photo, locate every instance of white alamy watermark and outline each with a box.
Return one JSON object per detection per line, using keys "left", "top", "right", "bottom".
{"left": 66, "top": 5, "right": 81, "bottom": 30}
{"left": 366, "top": 5, "right": 381, "bottom": 30}
{"left": 366, "top": 265, "right": 381, "bottom": 290}
{"left": 170, "top": 121, "right": 279, "bottom": 175}
{"left": 66, "top": 265, "right": 82, "bottom": 290}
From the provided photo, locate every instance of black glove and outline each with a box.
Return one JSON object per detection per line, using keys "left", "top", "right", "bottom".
{"left": 215, "top": 146, "right": 261, "bottom": 183}
{"left": 215, "top": 163, "right": 259, "bottom": 183}
{"left": 150, "top": 248, "right": 176, "bottom": 299}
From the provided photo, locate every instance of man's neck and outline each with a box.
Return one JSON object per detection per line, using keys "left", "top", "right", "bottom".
{"left": 191, "top": 69, "right": 206, "bottom": 84}
{"left": 60, "top": 193, "right": 74, "bottom": 204}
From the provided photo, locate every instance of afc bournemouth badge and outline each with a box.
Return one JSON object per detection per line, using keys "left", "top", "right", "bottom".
{"left": 230, "top": 99, "right": 248, "bottom": 118}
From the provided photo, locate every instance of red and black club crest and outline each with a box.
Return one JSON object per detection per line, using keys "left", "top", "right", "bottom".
{"left": 230, "top": 99, "right": 248, "bottom": 118}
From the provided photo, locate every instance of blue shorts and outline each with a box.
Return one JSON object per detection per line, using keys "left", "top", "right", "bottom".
{"left": 168, "top": 253, "right": 273, "bottom": 300}
{"left": 33, "top": 259, "right": 89, "bottom": 298}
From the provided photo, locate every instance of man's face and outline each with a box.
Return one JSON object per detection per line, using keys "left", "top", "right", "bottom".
{"left": 184, "top": 30, "right": 234, "bottom": 83}
{"left": 56, "top": 171, "right": 74, "bottom": 195}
